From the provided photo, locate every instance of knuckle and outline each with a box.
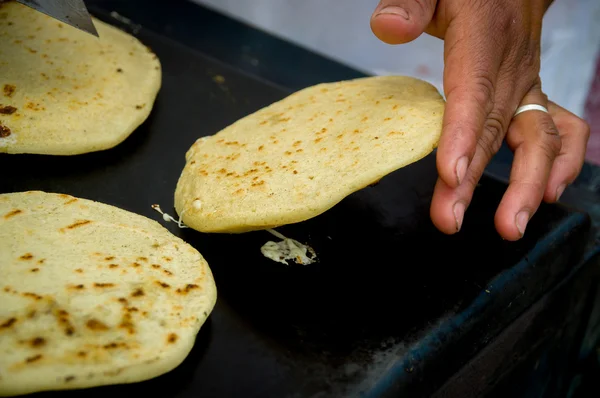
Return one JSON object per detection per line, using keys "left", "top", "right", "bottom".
{"left": 446, "top": 71, "right": 495, "bottom": 108}
{"left": 576, "top": 118, "right": 591, "bottom": 141}
{"left": 488, "top": 108, "right": 509, "bottom": 137}
{"left": 521, "top": 47, "right": 541, "bottom": 75}
{"left": 536, "top": 132, "right": 561, "bottom": 163}
{"left": 413, "top": 0, "right": 435, "bottom": 14}
{"left": 465, "top": 170, "right": 483, "bottom": 189}
{"left": 515, "top": 180, "right": 546, "bottom": 196}
{"left": 472, "top": 73, "right": 496, "bottom": 106}
{"left": 565, "top": 162, "right": 584, "bottom": 182}
{"left": 477, "top": 128, "right": 503, "bottom": 161}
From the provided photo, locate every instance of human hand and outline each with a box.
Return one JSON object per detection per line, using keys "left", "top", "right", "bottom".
{"left": 370, "top": 0, "right": 589, "bottom": 240}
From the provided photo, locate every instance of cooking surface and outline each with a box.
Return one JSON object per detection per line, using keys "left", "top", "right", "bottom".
{"left": 0, "top": 3, "right": 593, "bottom": 397}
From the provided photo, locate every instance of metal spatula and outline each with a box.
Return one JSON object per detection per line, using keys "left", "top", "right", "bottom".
{"left": 15, "top": 0, "right": 98, "bottom": 37}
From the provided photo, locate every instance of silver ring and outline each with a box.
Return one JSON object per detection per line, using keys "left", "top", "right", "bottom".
{"left": 513, "top": 104, "right": 549, "bottom": 118}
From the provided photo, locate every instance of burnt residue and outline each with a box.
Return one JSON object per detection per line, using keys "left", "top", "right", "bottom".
{"left": 93, "top": 283, "right": 115, "bottom": 288}
{"left": 55, "top": 309, "right": 75, "bottom": 336}
{"left": 3, "top": 84, "right": 15, "bottom": 98}
{"left": 176, "top": 284, "right": 199, "bottom": 295}
{"left": 25, "top": 354, "right": 42, "bottom": 363}
{"left": 0, "top": 105, "right": 16, "bottom": 114}
{"left": 0, "top": 317, "right": 17, "bottom": 329}
{"left": 4, "top": 209, "right": 22, "bottom": 219}
{"left": 0, "top": 123, "right": 10, "bottom": 137}
{"left": 167, "top": 333, "right": 178, "bottom": 344}
{"left": 64, "top": 220, "right": 92, "bottom": 230}
{"left": 86, "top": 319, "right": 109, "bottom": 331}
{"left": 30, "top": 337, "right": 46, "bottom": 348}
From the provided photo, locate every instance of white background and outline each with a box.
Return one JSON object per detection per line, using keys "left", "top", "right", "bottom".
{"left": 191, "top": 0, "right": 600, "bottom": 118}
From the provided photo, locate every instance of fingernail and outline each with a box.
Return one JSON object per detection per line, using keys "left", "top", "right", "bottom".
{"left": 453, "top": 202, "right": 466, "bottom": 232}
{"left": 376, "top": 6, "right": 410, "bottom": 19}
{"left": 516, "top": 211, "right": 530, "bottom": 237}
{"left": 556, "top": 184, "right": 566, "bottom": 201}
{"left": 455, "top": 156, "right": 468, "bottom": 186}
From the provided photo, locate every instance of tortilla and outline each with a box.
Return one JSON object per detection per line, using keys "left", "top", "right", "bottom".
{"left": 0, "top": 1, "right": 161, "bottom": 155}
{"left": 174, "top": 75, "right": 445, "bottom": 233}
{"left": 0, "top": 191, "right": 216, "bottom": 396}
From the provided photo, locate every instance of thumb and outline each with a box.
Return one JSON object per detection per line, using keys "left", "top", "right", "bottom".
{"left": 370, "top": 0, "right": 437, "bottom": 44}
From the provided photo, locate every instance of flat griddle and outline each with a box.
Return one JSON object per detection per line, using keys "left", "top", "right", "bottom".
{"left": 0, "top": 2, "right": 593, "bottom": 397}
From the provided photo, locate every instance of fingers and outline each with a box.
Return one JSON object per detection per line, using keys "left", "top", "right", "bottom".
{"left": 435, "top": 22, "right": 505, "bottom": 190}
{"left": 430, "top": 145, "right": 492, "bottom": 235}
{"left": 370, "top": 0, "right": 437, "bottom": 44}
{"left": 496, "top": 88, "right": 562, "bottom": 240}
{"left": 543, "top": 101, "right": 590, "bottom": 202}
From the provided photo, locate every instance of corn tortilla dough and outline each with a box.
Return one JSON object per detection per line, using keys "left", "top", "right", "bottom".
{"left": 0, "top": 191, "right": 216, "bottom": 396}
{"left": 174, "top": 75, "right": 445, "bottom": 233}
{"left": 0, "top": 1, "right": 161, "bottom": 155}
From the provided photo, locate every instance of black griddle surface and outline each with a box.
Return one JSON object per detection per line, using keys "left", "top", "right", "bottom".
{"left": 0, "top": 6, "right": 591, "bottom": 398}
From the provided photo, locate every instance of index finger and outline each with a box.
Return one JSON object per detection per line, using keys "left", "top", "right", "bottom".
{"left": 436, "top": 22, "right": 502, "bottom": 189}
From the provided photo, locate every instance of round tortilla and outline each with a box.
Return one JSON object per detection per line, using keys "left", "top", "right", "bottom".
{"left": 174, "top": 75, "right": 445, "bottom": 233}
{"left": 0, "top": 1, "right": 161, "bottom": 155}
{"left": 0, "top": 191, "right": 216, "bottom": 396}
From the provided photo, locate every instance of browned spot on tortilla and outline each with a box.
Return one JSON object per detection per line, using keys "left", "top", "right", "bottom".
{"left": 176, "top": 284, "right": 199, "bottom": 294}
{"left": 119, "top": 313, "right": 135, "bottom": 334}
{"left": 19, "top": 253, "right": 33, "bottom": 260}
{"left": 22, "top": 292, "right": 42, "bottom": 300}
{"left": 3, "top": 209, "right": 22, "bottom": 219}
{"left": 131, "top": 288, "right": 144, "bottom": 297}
{"left": 131, "top": 262, "right": 141, "bottom": 268}
{"left": 156, "top": 281, "right": 170, "bottom": 289}
{"left": 93, "top": 283, "right": 115, "bottom": 288}
{"left": 0, "top": 105, "right": 17, "bottom": 114}
{"left": 2, "top": 122, "right": 14, "bottom": 137}
{"left": 30, "top": 268, "right": 39, "bottom": 273}
{"left": 86, "top": 319, "right": 109, "bottom": 331}
{"left": 104, "top": 256, "right": 115, "bottom": 261}
{"left": 3, "top": 84, "right": 15, "bottom": 98}
{"left": 25, "top": 354, "right": 42, "bottom": 363}
{"left": 62, "top": 220, "right": 91, "bottom": 231}
{"left": 0, "top": 317, "right": 17, "bottom": 329}
{"left": 30, "top": 337, "right": 46, "bottom": 348}
{"left": 55, "top": 309, "right": 75, "bottom": 336}
{"left": 103, "top": 342, "right": 126, "bottom": 349}
{"left": 24, "top": 102, "right": 45, "bottom": 111}
{"left": 68, "top": 284, "right": 85, "bottom": 290}
{"left": 163, "top": 257, "right": 172, "bottom": 262}
{"left": 64, "top": 198, "right": 78, "bottom": 205}
{"left": 137, "top": 257, "right": 148, "bottom": 262}
{"left": 108, "top": 264, "right": 119, "bottom": 269}
{"left": 167, "top": 333, "right": 178, "bottom": 344}
{"left": 65, "top": 376, "right": 75, "bottom": 382}
{"left": 75, "top": 268, "right": 83, "bottom": 273}
{"left": 37, "top": 259, "right": 45, "bottom": 264}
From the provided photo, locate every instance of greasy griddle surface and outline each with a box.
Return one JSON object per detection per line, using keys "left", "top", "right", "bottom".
{"left": 0, "top": 8, "right": 580, "bottom": 398}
